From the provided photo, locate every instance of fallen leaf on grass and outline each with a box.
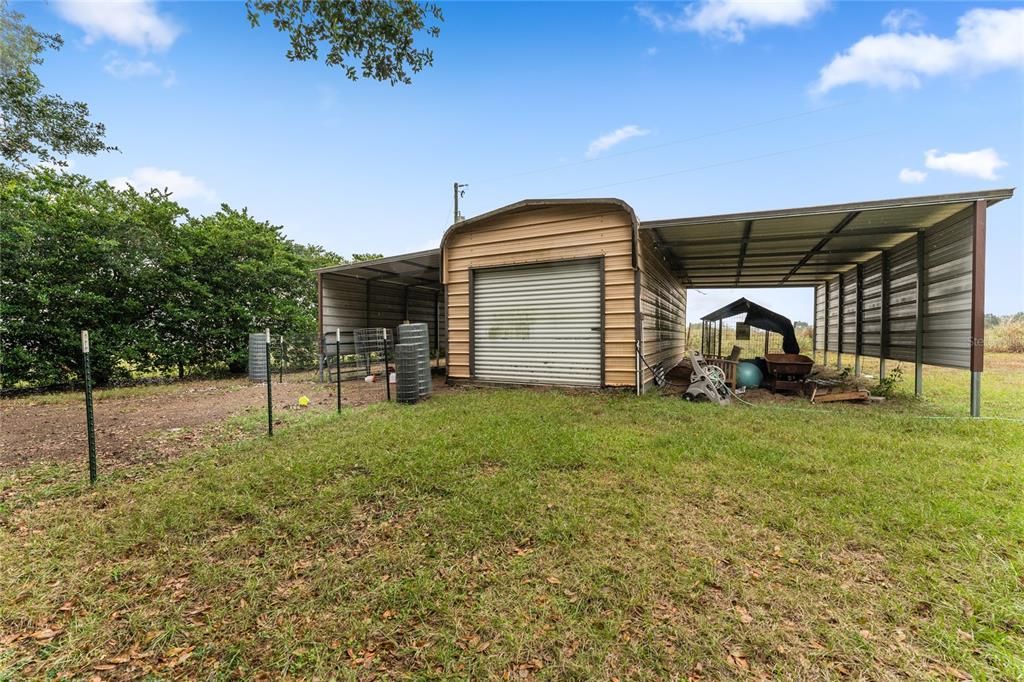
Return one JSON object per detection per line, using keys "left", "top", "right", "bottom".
{"left": 29, "top": 627, "right": 62, "bottom": 641}
{"left": 727, "top": 648, "right": 749, "bottom": 671}
{"left": 734, "top": 606, "right": 753, "bottom": 624}
{"left": 545, "top": 576, "right": 560, "bottom": 585}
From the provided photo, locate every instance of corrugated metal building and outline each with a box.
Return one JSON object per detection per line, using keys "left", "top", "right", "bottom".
{"left": 316, "top": 188, "right": 1013, "bottom": 415}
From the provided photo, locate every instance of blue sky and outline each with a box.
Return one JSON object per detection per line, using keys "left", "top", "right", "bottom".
{"left": 18, "top": 0, "right": 1024, "bottom": 321}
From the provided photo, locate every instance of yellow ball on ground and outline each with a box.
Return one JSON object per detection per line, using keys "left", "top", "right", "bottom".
{"left": 297, "top": 395, "right": 310, "bottom": 407}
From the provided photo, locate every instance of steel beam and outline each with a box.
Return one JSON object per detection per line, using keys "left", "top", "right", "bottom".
{"left": 661, "top": 224, "right": 922, "bottom": 248}
{"left": 734, "top": 220, "right": 754, "bottom": 286}
{"left": 781, "top": 211, "right": 860, "bottom": 284}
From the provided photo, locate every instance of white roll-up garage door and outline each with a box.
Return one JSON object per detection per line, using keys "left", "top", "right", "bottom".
{"left": 472, "top": 259, "right": 602, "bottom": 386}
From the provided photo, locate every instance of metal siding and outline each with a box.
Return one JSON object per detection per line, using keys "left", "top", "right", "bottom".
{"left": 859, "top": 257, "right": 883, "bottom": 357}
{"left": 472, "top": 260, "right": 602, "bottom": 386}
{"left": 814, "top": 284, "right": 826, "bottom": 351}
{"left": 841, "top": 270, "right": 858, "bottom": 354}
{"left": 638, "top": 231, "right": 687, "bottom": 386}
{"left": 826, "top": 277, "right": 840, "bottom": 352}
{"left": 887, "top": 238, "right": 919, "bottom": 362}
{"left": 923, "top": 211, "right": 973, "bottom": 368}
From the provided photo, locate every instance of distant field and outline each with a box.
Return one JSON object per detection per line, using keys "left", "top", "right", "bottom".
{"left": 0, "top": 354, "right": 1021, "bottom": 679}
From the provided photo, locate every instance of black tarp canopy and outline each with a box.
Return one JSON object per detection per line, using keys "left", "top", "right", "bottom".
{"left": 701, "top": 297, "right": 800, "bottom": 354}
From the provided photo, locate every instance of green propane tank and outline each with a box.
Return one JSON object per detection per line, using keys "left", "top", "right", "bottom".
{"left": 736, "top": 361, "right": 763, "bottom": 389}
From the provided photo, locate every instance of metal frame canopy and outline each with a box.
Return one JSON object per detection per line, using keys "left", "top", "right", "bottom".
{"left": 315, "top": 249, "right": 441, "bottom": 289}
{"left": 641, "top": 188, "right": 1015, "bottom": 416}
{"left": 640, "top": 189, "right": 1013, "bottom": 288}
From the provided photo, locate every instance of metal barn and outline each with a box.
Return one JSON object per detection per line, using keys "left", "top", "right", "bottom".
{"left": 317, "top": 188, "right": 1014, "bottom": 415}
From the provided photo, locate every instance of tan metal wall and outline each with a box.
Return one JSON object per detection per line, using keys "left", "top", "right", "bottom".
{"left": 637, "top": 230, "right": 687, "bottom": 387}
{"left": 443, "top": 203, "right": 637, "bottom": 387}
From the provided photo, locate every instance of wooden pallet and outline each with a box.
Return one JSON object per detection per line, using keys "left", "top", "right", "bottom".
{"left": 809, "top": 384, "right": 872, "bottom": 404}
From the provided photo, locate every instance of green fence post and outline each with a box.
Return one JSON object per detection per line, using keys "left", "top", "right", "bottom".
{"left": 81, "top": 330, "right": 97, "bottom": 484}
{"left": 335, "top": 328, "right": 342, "bottom": 414}
{"left": 265, "top": 328, "right": 273, "bottom": 437}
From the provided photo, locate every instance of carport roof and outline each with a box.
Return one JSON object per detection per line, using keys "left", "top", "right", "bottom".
{"left": 640, "top": 188, "right": 1014, "bottom": 288}
{"left": 315, "top": 248, "right": 441, "bottom": 288}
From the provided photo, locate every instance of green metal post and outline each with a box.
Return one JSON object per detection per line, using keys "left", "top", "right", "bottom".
{"left": 81, "top": 331, "right": 97, "bottom": 484}
{"left": 265, "top": 329, "right": 273, "bottom": 437}
{"left": 335, "top": 328, "right": 342, "bottom": 414}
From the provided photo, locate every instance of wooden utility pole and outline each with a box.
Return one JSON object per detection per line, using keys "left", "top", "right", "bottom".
{"left": 453, "top": 182, "right": 468, "bottom": 223}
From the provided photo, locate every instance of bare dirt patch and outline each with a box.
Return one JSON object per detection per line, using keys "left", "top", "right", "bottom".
{"left": 0, "top": 372, "right": 450, "bottom": 469}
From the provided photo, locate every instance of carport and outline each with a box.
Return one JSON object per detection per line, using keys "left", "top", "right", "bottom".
{"left": 639, "top": 188, "right": 1014, "bottom": 416}
{"left": 315, "top": 249, "right": 446, "bottom": 370}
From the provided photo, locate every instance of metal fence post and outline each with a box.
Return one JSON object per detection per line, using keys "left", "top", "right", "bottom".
{"left": 81, "top": 331, "right": 97, "bottom": 484}
{"left": 383, "top": 328, "right": 391, "bottom": 402}
{"left": 335, "top": 328, "right": 342, "bottom": 414}
{"left": 280, "top": 336, "right": 285, "bottom": 384}
{"left": 265, "top": 329, "right": 273, "bottom": 437}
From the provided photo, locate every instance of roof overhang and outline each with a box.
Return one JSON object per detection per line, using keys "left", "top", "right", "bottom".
{"left": 640, "top": 188, "right": 1014, "bottom": 288}
{"left": 315, "top": 248, "right": 441, "bottom": 288}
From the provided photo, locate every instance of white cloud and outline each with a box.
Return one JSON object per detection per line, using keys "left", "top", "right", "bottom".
{"left": 585, "top": 125, "right": 650, "bottom": 159}
{"left": 646, "top": 46, "right": 658, "bottom": 56}
{"left": 103, "top": 54, "right": 176, "bottom": 86}
{"left": 635, "top": 0, "right": 828, "bottom": 42}
{"left": 110, "top": 167, "right": 216, "bottom": 202}
{"left": 924, "top": 148, "right": 1007, "bottom": 181}
{"left": 814, "top": 8, "right": 1024, "bottom": 93}
{"left": 898, "top": 168, "right": 927, "bottom": 184}
{"left": 104, "top": 54, "right": 159, "bottom": 78}
{"left": 53, "top": 0, "right": 181, "bottom": 51}
{"left": 882, "top": 8, "right": 924, "bottom": 33}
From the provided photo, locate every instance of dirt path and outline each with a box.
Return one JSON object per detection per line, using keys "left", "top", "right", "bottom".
{"left": 1, "top": 374, "right": 448, "bottom": 469}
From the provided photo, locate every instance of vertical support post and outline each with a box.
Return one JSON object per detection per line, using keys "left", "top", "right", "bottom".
{"left": 402, "top": 286, "right": 410, "bottom": 322}
{"left": 970, "top": 200, "right": 987, "bottom": 417}
{"left": 764, "top": 330, "right": 769, "bottom": 357}
{"left": 880, "top": 251, "right": 890, "bottom": 380}
{"left": 717, "top": 320, "right": 723, "bottom": 356}
{"left": 433, "top": 289, "right": 440, "bottom": 369}
{"left": 265, "top": 329, "right": 273, "bottom": 437}
{"left": 836, "top": 274, "right": 844, "bottom": 369}
{"left": 335, "top": 328, "right": 342, "bottom": 414}
{"left": 812, "top": 285, "right": 818, "bottom": 362}
{"left": 279, "top": 337, "right": 285, "bottom": 384}
{"left": 81, "top": 330, "right": 97, "bottom": 484}
{"left": 854, "top": 264, "right": 863, "bottom": 376}
{"left": 914, "top": 233, "right": 926, "bottom": 397}
{"left": 383, "top": 328, "right": 391, "bottom": 402}
{"left": 823, "top": 280, "right": 830, "bottom": 367}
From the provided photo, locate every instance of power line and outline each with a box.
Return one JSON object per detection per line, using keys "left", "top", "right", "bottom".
{"left": 546, "top": 128, "right": 891, "bottom": 197}
{"left": 472, "top": 100, "right": 858, "bottom": 186}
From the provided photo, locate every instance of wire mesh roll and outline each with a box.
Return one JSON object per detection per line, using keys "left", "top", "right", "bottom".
{"left": 398, "top": 323, "right": 431, "bottom": 397}
{"left": 247, "top": 333, "right": 268, "bottom": 381}
{"left": 394, "top": 342, "right": 420, "bottom": 404}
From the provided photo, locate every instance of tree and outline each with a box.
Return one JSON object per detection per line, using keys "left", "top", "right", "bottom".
{"left": 168, "top": 207, "right": 338, "bottom": 373}
{"left": 0, "top": 2, "right": 112, "bottom": 169}
{"left": 0, "top": 169, "right": 184, "bottom": 386}
{"left": 1, "top": 169, "right": 341, "bottom": 387}
{"left": 351, "top": 252, "right": 384, "bottom": 262}
{"left": 245, "top": 0, "right": 443, "bottom": 84}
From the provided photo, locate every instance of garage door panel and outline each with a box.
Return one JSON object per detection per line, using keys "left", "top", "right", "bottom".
{"left": 473, "top": 260, "right": 602, "bottom": 386}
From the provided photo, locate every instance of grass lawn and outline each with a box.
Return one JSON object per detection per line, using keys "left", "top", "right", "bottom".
{"left": 1, "top": 357, "right": 1022, "bottom": 679}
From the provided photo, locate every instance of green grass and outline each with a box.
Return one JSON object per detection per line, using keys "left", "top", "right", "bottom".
{"left": 1, "top": 360, "right": 1022, "bottom": 679}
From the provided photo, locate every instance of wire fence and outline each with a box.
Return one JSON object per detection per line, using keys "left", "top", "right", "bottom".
{"left": 685, "top": 322, "right": 814, "bottom": 359}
